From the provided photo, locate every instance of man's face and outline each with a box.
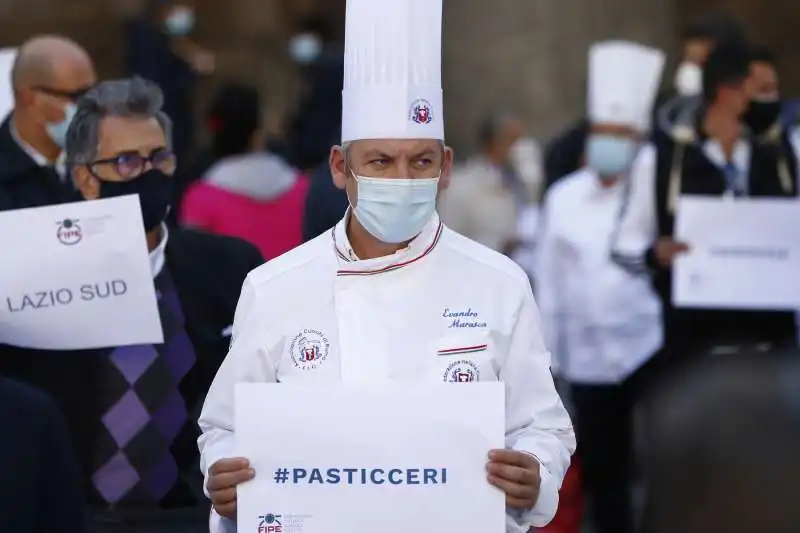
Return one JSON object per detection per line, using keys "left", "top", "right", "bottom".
{"left": 682, "top": 38, "right": 713, "bottom": 65}
{"left": 17, "top": 52, "right": 96, "bottom": 128}
{"left": 718, "top": 79, "right": 750, "bottom": 116}
{"left": 329, "top": 139, "right": 454, "bottom": 206}
{"left": 589, "top": 123, "right": 638, "bottom": 140}
{"left": 747, "top": 61, "right": 779, "bottom": 100}
{"left": 74, "top": 115, "right": 173, "bottom": 199}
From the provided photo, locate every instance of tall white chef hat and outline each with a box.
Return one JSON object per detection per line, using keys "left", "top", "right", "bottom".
{"left": 0, "top": 48, "right": 17, "bottom": 120}
{"left": 341, "top": 0, "right": 444, "bottom": 143}
{"left": 588, "top": 41, "right": 665, "bottom": 133}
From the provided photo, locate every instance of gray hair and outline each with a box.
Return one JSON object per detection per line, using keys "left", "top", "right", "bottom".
{"left": 66, "top": 77, "right": 172, "bottom": 174}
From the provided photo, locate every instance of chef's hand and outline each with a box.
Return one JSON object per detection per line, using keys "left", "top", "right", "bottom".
{"left": 654, "top": 236, "right": 690, "bottom": 267}
{"left": 207, "top": 457, "right": 255, "bottom": 520}
{"left": 486, "top": 449, "right": 541, "bottom": 510}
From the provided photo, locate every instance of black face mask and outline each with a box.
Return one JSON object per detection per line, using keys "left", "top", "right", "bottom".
{"left": 97, "top": 169, "right": 172, "bottom": 232}
{"left": 743, "top": 99, "right": 782, "bottom": 136}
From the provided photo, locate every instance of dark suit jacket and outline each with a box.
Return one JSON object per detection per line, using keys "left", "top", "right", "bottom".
{"left": 0, "top": 377, "right": 88, "bottom": 533}
{"left": 0, "top": 228, "right": 263, "bottom": 509}
{"left": 302, "top": 162, "right": 348, "bottom": 242}
{"left": 0, "top": 115, "right": 76, "bottom": 211}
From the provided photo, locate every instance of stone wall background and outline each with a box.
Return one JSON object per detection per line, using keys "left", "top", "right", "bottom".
{"left": 0, "top": 0, "right": 795, "bottom": 154}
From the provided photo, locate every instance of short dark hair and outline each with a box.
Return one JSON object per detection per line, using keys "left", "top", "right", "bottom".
{"left": 206, "top": 83, "right": 261, "bottom": 158}
{"left": 476, "top": 110, "right": 517, "bottom": 150}
{"left": 749, "top": 44, "right": 777, "bottom": 66}
{"left": 681, "top": 13, "right": 746, "bottom": 46}
{"left": 642, "top": 351, "right": 800, "bottom": 533}
{"left": 701, "top": 41, "right": 751, "bottom": 104}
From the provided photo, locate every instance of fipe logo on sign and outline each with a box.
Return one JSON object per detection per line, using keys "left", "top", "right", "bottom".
{"left": 258, "top": 514, "right": 282, "bottom": 532}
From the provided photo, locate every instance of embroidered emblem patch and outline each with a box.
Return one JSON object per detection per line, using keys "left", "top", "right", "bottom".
{"left": 289, "top": 329, "right": 330, "bottom": 370}
{"left": 443, "top": 360, "right": 480, "bottom": 383}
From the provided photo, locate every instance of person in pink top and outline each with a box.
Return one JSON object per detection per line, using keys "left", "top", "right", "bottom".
{"left": 180, "top": 83, "right": 309, "bottom": 260}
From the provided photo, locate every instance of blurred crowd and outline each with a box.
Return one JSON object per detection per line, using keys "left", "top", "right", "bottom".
{"left": 1, "top": 1, "right": 799, "bottom": 533}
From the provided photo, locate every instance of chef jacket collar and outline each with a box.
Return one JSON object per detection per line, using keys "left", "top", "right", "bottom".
{"left": 332, "top": 208, "right": 443, "bottom": 276}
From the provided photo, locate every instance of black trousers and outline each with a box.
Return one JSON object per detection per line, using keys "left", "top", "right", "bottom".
{"left": 91, "top": 507, "right": 208, "bottom": 533}
{"left": 570, "top": 380, "right": 636, "bottom": 533}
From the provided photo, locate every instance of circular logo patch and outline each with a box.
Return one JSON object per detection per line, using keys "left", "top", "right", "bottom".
{"left": 409, "top": 98, "right": 434, "bottom": 124}
{"left": 443, "top": 360, "right": 480, "bottom": 383}
{"left": 289, "top": 329, "right": 330, "bottom": 370}
{"left": 56, "top": 218, "right": 82, "bottom": 245}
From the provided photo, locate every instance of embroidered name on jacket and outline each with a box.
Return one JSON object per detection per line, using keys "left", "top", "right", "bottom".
{"left": 442, "top": 307, "right": 487, "bottom": 329}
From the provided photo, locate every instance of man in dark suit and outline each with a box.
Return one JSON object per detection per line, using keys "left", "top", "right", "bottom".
{"left": 0, "top": 377, "right": 88, "bottom": 533}
{"left": 0, "top": 77, "right": 263, "bottom": 532}
{"left": 0, "top": 35, "right": 96, "bottom": 211}
{"left": 302, "top": 159, "right": 349, "bottom": 242}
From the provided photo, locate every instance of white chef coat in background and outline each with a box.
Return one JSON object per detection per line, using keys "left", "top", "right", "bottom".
{"left": 535, "top": 168, "right": 663, "bottom": 384}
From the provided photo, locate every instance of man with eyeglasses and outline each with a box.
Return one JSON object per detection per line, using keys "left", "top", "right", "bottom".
{"left": 0, "top": 77, "right": 263, "bottom": 533}
{"left": 0, "top": 35, "right": 96, "bottom": 211}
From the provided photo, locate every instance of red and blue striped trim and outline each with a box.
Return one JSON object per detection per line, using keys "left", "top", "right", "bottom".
{"left": 335, "top": 221, "right": 443, "bottom": 277}
{"left": 437, "top": 344, "right": 488, "bottom": 356}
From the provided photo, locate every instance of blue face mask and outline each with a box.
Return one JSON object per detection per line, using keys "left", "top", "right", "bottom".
{"left": 45, "top": 103, "right": 77, "bottom": 149}
{"left": 289, "top": 33, "right": 322, "bottom": 64}
{"left": 165, "top": 7, "right": 195, "bottom": 37}
{"left": 586, "top": 134, "right": 637, "bottom": 178}
{"left": 352, "top": 174, "right": 439, "bottom": 244}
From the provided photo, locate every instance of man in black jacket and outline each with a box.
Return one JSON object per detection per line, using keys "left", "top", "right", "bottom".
{"left": 0, "top": 377, "right": 88, "bottom": 533}
{"left": 0, "top": 35, "right": 96, "bottom": 211}
{"left": 1, "top": 77, "right": 264, "bottom": 532}
{"left": 612, "top": 43, "right": 796, "bottom": 384}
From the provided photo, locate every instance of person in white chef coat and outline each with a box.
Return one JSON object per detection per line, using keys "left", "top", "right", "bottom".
{"left": 534, "top": 41, "right": 665, "bottom": 533}
{"left": 197, "top": 0, "right": 575, "bottom": 532}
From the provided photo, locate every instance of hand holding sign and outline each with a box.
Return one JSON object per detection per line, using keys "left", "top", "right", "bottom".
{"left": 486, "top": 449, "right": 541, "bottom": 509}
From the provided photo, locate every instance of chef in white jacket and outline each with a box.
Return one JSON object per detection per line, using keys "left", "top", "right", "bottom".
{"left": 534, "top": 41, "right": 665, "bottom": 533}
{"left": 198, "top": 0, "right": 575, "bottom": 532}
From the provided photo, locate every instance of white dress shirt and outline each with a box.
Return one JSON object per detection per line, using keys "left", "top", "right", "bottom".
{"left": 535, "top": 168, "right": 663, "bottom": 384}
{"left": 611, "top": 138, "right": 751, "bottom": 271}
{"left": 149, "top": 224, "right": 168, "bottom": 278}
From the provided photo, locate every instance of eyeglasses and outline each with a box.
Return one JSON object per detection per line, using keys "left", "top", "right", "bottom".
{"left": 89, "top": 150, "right": 177, "bottom": 180}
{"left": 33, "top": 86, "right": 93, "bottom": 102}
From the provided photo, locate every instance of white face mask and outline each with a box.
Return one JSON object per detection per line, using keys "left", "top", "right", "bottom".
{"left": 289, "top": 33, "right": 323, "bottom": 64}
{"left": 351, "top": 174, "right": 439, "bottom": 244}
{"left": 674, "top": 61, "right": 703, "bottom": 97}
{"left": 165, "top": 6, "right": 195, "bottom": 37}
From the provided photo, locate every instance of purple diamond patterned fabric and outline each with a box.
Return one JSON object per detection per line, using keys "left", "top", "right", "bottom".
{"left": 91, "top": 268, "right": 196, "bottom": 505}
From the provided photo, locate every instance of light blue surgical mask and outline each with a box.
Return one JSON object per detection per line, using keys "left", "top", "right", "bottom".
{"left": 289, "top": 33, "right": 322, "bottom": 64}
{"left": 352, "top": 174, "right": 439, "bottom": 244}
{"left": 586, "top": 134, "right": 637, "bottom": 178}
{"left": 165, "top": 7, "right": 195, "bottom": 37}
{"left": 45, "top": 102, "right": 77, "bottom": 149}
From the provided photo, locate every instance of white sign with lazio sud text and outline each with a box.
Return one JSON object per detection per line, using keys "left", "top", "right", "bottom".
{"left": 235, "top": 383, "right": 506, "bottom": 533}
{"left": 0, "top": 195, "right": 163, "bottom": 350}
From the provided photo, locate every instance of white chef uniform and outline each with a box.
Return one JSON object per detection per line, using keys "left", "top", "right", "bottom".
{"left": 199, "top": 0, "right": 575, "bottom": 532}
{"left": 535, "top": 41, "right": 665, "bottom": 384}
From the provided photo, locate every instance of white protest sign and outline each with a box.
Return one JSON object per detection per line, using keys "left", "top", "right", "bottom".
{"left": 0, "top": 195, "right": 163, "bottom": 349}
{"left": 235, "top": 383, "right": 506, "bottom": 533}
{"left": 673, "top": 196, "right": 800, "bottom": 309}
{"left": 0, "top": 48, "right": 16, "bottom": 120}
